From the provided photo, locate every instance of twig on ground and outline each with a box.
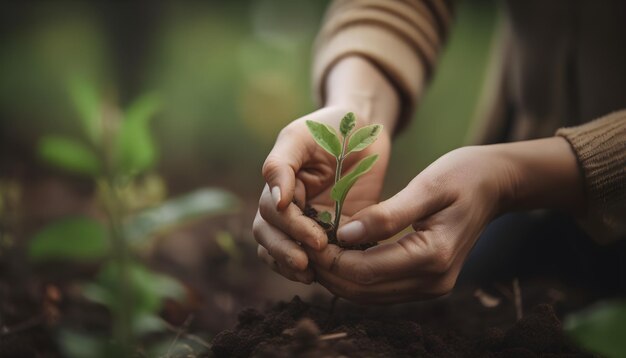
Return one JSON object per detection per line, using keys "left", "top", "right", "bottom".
{"left": 320, "top": 332, "right": 347, "bottom": 341}
{"left": 163, "top": 316, "right": 212, "bottom": 352}
{"left": 513, "top": 278, "right": 523, "bottom": 321}
{"left": 164, "top": 315, "right": 195, "bottom": 357}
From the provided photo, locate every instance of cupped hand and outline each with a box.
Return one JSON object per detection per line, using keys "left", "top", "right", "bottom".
{"left": 306, "top": 145, "right": 516, "bottom": 303}
{"left": 253, "top": 106, "right": 392, "bottom": 284}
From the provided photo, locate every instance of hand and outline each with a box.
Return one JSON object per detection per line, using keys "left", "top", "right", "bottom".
{"left": 253, "top": 106, "right": 392, "bottom": 284}
{"left": 306, "top": 138, "right": 584, "bottom": 304}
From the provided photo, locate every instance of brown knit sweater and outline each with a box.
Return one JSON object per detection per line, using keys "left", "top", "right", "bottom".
{"left": 313, "top": 0, "right": 625, "bottom": 244}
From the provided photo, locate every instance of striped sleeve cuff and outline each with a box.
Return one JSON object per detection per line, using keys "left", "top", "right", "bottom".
{"left": 556, "top": 112, "right": 626, "bottom": 244}
{"left": 312, "top": 0, "right": 452, "bottom": 133}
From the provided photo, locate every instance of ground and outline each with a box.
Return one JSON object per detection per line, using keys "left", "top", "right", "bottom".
{"left": 0, "top": 171, "right": 603, "bottom": 357}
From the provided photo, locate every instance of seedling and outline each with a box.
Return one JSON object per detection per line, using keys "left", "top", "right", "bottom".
{"left": 30, "top": 78, "right": 237, "bottom": 357}
{"left": 305, "top": 112, "right": 382, "bottom": 242}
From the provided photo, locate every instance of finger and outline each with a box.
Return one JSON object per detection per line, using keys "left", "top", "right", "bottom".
{"left": 307, "top": 230, "right": 453, "bottom": 285}
{"left": 314, "top": 267, "right": 445, "bottom": 304}
{"left": 262, "top": 126, "right": 310, "bottom": 210}
{"left": 259, "top": 186, "right": 327, "bottom": 250}
{"left": 252, "top": 210, "right": 310, "bottom": 271}
{"left": 293, "top": 179, "right": 306, "bottom": 210}
{"left": 257, "top": 245, "right": 314, "bottom": 284}
{"left": 336, "top": 177, "right": 454, "bottom": 244}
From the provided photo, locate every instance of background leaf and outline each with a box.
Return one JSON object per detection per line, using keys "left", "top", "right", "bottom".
{"left": 86, "top": 261, "right": 186, "bottom": 316}
{"left": 565, "top": 300, "right": 626, "bottom": 358}
{"left": 339, "top": 112, "right": 356, "bottom": 137}
{"left": 125, "top": 188, "right": 239, "bottom": 246}
{"left": 216, "top": 231, "right": 241, "bottom": 261}
{"left": 38, "top": 135, "right": 101, "bottom": 176}
{"left": 116, "top": 93, "right": 160, "bottom": 176}
{"left": 68, "top": 77, "right": 102, "bottom": 144}
{"left": 347, "top": 124, "right": 382, "bottom": 153}
{"left": 125, "top": 92, "right": 160, "bottom": 125}
{"left": 305, "top": 120, "right": 341, "bottom": 158}
{"left": 29, "top": 216, "right": 109, "bottom": 261}
{"left": 58, "top": 329, "right": 108, "bottom": 358}
{"left": 331, "top": 154, "right": 379, "bottom": 204}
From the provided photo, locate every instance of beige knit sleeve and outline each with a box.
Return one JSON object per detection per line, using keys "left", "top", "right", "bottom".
{"left": 556, "top": 112, "right": 626, "bottom": 244}
{"left": 313, "top": 0, "right": 453, "bottom": 132}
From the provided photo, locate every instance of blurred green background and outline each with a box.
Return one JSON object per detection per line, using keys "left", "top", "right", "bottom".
{"left": 0, "top": 0, "right": 497, "bottom": 200}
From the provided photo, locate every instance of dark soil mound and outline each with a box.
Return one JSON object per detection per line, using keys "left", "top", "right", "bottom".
{"left": 212, "top": 296, "right": 590, "bottom": 358}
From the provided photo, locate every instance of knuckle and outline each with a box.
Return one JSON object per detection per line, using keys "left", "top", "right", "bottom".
{"left": 429, "top": 278, "right": 455, "bottom": 297}
{"left": 258, "top": 193, "right": 275, "bottom": 219}
{"left": 428, "top": 249, "right": 454, "bottom": 274}
{"left": 342, "top": 284, "right": 366, "bottom": 301}
{"left": 374, "top": 205, "right": 395, "bottom": 235}
{"left": 252, "top": 215, "right": 264, "bottom": 240}
{"left": 277, "top": 124, "right": 297, "bottom": 139}
{"left": 418, "top": 175, "right": 441, "bottom": 195}
{"left": 352, "top": 264, "right": 376, "bottom": 286}
{"left": 261, "top": 156, "right": 281, "bottom": 179}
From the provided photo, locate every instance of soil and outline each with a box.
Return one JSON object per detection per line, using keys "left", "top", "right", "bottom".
{"left": 303, "top": 204, "right": 376, "bottom": 251}
{"left": 212, "top": 294, "right": 592, "bottom": 358}
{"left": 0, "top": 168, "right": 604, "bottom": 358}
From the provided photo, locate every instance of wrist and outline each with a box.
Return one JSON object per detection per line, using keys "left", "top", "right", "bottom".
{"left": 491, "top": 137, "right": 585, "bottom": 216}
{"left": 324, "top": 56, "right": 400, "bottom": 135}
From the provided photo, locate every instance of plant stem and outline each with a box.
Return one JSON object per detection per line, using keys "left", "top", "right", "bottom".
{"left": 333, "top": 135, "right": 348, "bottom": 234}
{"left": 100, "top": 176, "right": 134, "bottom": 356}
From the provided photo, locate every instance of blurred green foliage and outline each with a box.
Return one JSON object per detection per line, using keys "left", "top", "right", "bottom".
{"left": 28, "top": 77, "right": 237, "bottom": 356}
{"left": 38, "top": 135, "right": 101, "bottom": 176}
{"left": 0, "top": 0, "right": 497, "bottom": 198}
{"left": 29, "top": 216, "right": 109, "bottom": 261}
{"left": 82, "top": 261, "right": 186, "bottom": 335}
{"left": 565, "top": 300, "right": 626, "bottom": 358}
{"left": 125, "top": 188, "right": 239, "bottom": 247}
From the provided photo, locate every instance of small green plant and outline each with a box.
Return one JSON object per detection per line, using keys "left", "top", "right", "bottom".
{"left": 305, "top": 112, "right": 382, "bottom": 241}
{"left": 29, "top": 77, "right": 238, "bottom": 357}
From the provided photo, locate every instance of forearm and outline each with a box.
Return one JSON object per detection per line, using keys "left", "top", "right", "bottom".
{"left": 324, "top": 57, "right": 401, "bottom": 135}
{"left": 494, "top": 137, "right": 585, "bottom": 216}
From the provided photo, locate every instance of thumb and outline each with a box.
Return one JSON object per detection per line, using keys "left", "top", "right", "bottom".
{"left": 336, "top": 179, "right": 444, "bottom": 244}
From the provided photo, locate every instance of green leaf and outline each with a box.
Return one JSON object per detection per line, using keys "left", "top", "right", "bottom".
{"left": 125, "top": 92, "right": 160, "bottom": 125}
{"left": 29, "top": 216, "right": 109, "bottom": 261}
{"left": 68, "top": 77, "right": 102, "bottom": 144}
{"left": 82, "top": 282, "right": 112, "bottom": 307}
{"left": 339, "top": 112, "right": 356, "bottom": 137}
{"left": 216, "top": 231, "right": 241, "bottom": 260}
{"left": 565, "top": 300, "right": 626, "bottom": 358}
{"left": 331, "top": 154, "right": 379, "bottom": 204}
{"left": 317, "top": 211, "right": 332, "bottom": 225}
{"left": 89, "top": 261, "right": 186, "bottom": 317}
{"left": 38, "top": 135, "right": 100, "bottom": 176}
{"left": 125, "top": 188, "right": 239, "bottom": 246}
{"left": 132, "top": 312, "right": 167, "bottom": 336}
{"left": 305, "top": 120, "right": 341, "bottom": 158}
{"left": 58, "top": 329, "right": 108, "bottom": 358}
{"left": 116, "top": 119, "right": 156, "bottom": 175}
{"left": 116, "top": 93, "right": 161, "bottom": 175}
{"left": 347, "top": 124, "right": 383, "bottom": 153}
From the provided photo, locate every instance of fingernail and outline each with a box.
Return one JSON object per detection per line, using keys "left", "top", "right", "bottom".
{"left": 337, "top": 221, "right": 365, "bottom": 243}
{"left": 271, "top": 186, "right": 281, "bottom": 208}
